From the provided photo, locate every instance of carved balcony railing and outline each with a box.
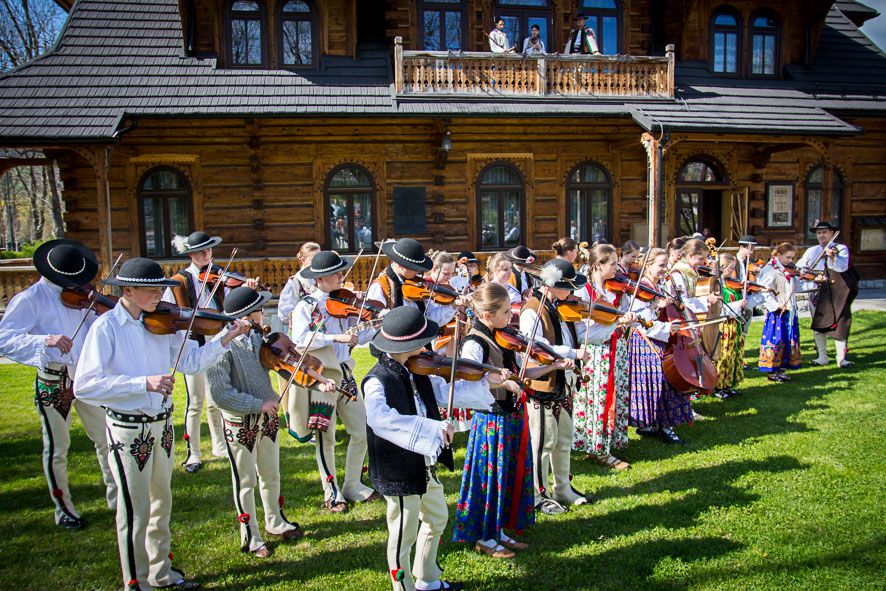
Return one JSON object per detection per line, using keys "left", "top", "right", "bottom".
{"left": 394, "top": 38, "right": 675, "bottom": 99}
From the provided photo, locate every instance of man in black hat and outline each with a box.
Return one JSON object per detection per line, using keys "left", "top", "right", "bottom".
{"left": 289, "top": 251, "right": 380, "bottom": 513}
{"left": 449, "top": 251, "right": 480, "bottom": 294}
{"left": 503, "top": 245, "right": 537, "bottom": 300}
{"left": 75, "top": 257, "right": 252, "bottom": 591}
{"left": 0, "top": 239, "right": 117, "bottom": 529}
{"left": 362, "top": 306, "right": 498, "bottom": 591}
{"left": 206, "top": 286, "right": 303, "bottom": 558}
{"left": 164, "top": 231, "right": 256, "bottom": 473}
{"left": 797, "top": 221, "right": 860, "bottom": 368}
{"left": 736, "top": 235, "right": 765, "bottom": 337}
{"left": 366, "top": 238, "right": 459, "bottom": 329}
{"left": 565, "top": 13, "right": 600, "bottom": 55}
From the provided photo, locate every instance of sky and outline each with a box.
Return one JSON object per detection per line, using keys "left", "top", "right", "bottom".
{"left": 859, "top": 0, "right": 886, "bottom": 51}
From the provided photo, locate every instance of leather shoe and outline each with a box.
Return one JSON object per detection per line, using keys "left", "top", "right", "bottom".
{"left": 362, "top": 491, "right": 383, "bottom": 503}
{"left": 499, "top": 537, "right": 528, "bottom": 551}
{"left": 184, "top": 462, "right": 202, "bottom": 474}
{"left": 159, "top": 580, "right": 200, "bottom": 590}
{"left": 475, "top": 541, "right": 515, "bottom": 559}
{"left": 839, "top": 360, "right": 854, "bottom": 368}
{"left": 58, "top": 514, "right": 84, "bottom": 529}
{"left": 535, "top": 499, "right": 566, "bottom": 515}
{"left": 416, "top": 581, "right": 464, "bottom": 591}
{"left": 280, "top": 527, "right": 302, "bottom": 540}
{"left": 323, "top": 500, "right": 348, "bottom": 514}
{"left": 253, "top": 546, "right": 271, "bottom": 558}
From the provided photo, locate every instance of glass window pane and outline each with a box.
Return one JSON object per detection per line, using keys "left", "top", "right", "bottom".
{"left": 679, "top": 161, "right": 719, "bottom": 183}
{"left": 424, "top": 11, "right": 441, "bottom": 50}
{"left": 601, "top": 16, "right": 617, "bottom": 54}
{"left": 444, "top": 11, "right": 461, "bottom": 50}
{"left": 353, "top": 193, "right": 373, "bottom": 250}
{"left": 569, "top": 191, "right": 586, "bottom": 242}
{"left": 330, "top": 167, "right": 371, "bottom": 187}
{"left": 679, "top": 191, "right": 700, "bottom": 236}
{"left": 831, "top": 187, "right": 842, "bottom": 227}
{"left": 498, "top": 0, "right": 547, "bottom": 5}
{"left": 583, "top": 0, "right": 616, "bottom": 8}
{"left": 480, "top": 192, "right": 500, "bottom": 248}
{"left": 714, "top": 13, "right": 737, "bottom": 26}
{"left": 503, "top": 191, "right": 521, "bottom": 246}
{"left": 752, "top": 35, "right": 763, "bottom": 74}
{"left": 232, "top": 0, "right": 259, "bottom": 10}
{"left": 579, "top": 164, "right": 606, "bottom": 183}
{"left": 232, "top": 18, "right": 262, "bottom": 65}
{"left": 282, "top": 0, "right": 310, "bottom": 12}
{"left": 808, "top": 167, "right": 822, "bottom": 184}
{"left": 590, "top": 188, "right": 609, "bottom": 242}
{"left": 481, "top": 165, "right": 521, "bottom": 185}
{"left": 806, "top": 188, "right": 821, "bottom": 241}
{"left": 144, "top": 170, "right": 186, "bottom": 191}
{"left": 169, "top": 198, "right": 190, "bottom": 239}
{"left": 143, "top": 198, "right": 163, "bottom": 256}
{"left": 725, "top": 33, "right": 737, "bottom": 73}
{"left": 329, "top": 194, "right": 350, "bottom": 251}
{"left": 714, "top": 32, "right": 725, "bottom": 72}
{"left": 764, "top": 34, "right": 775, "bottom": 74}
{"left": 501, "top": 16, "right": 519, "bottom": 51}
{"left": 527, "top": 16, "right": 547, "bottom": 51}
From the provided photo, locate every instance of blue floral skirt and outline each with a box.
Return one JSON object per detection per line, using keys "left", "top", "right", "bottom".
{"left": 452, "top": 407, "right": 534, "bottom": 542}
{"left": 627, "top": 331, "right": 693, "bottom": 430}
{"left": 758, "top": 311, "right": 802, "bottom": 372}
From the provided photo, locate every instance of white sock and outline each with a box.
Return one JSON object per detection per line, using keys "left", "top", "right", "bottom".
{"left": 416, "top": 579, "right": 439, "bottom": 590}
{"left": 478, "top": 538, "right": 497, "bottom": 548}
{"left": 836, "top": 340, "right": 848, "bottom": 364}
{"left": 500, "top": 532, "right": 515, "bottom": 544}
{"left": 814, "top": 332, "right": 829, "bottom": 362}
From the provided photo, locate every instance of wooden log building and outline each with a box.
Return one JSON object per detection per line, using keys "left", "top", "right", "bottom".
{"left": 1, "top": 0, "right": 885, "bottom": 301}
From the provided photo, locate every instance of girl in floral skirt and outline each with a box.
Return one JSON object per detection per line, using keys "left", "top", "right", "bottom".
{"left": 713, "top": 252, "right": 749, "bottom": 399}
{"left": 572, "top": 244, "right": 637, "bottom": 469}
{"left": 453, "top": 283, "right": 572, "bottom": 559}
{"left": 757, "top": 242, "right": 802, "bottom": 382}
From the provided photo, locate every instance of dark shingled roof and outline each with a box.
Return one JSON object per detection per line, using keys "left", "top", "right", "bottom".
{"left": 0, "top": 0, "right": 884, "bottom": 143}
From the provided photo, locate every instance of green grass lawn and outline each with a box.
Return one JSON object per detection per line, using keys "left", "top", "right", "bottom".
{"left": 1, "top": 312, "right": 885, "bottom": 590}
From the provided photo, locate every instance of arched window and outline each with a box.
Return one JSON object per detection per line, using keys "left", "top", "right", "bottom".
{"left": 138, "top": 167, "right": 193, "bottom": 258}
{"left": 676, "top": 157, "right": 727, "bottom": 237}
{"left": 805, "top": 166, "right": 843, "bottom": 241}
{"left": 477, "top": 163, "right": 525, "bottom": 250}
{"left": 226, "top": 0, "right": 267, "bottom": 68}
{"left": 711, "top": 7, "right": 740, "bottom": 74}
{"left": 420, "top": 0, "right": 464, "bottom": 51}
{"left": 325, "top": 165, "right": 375, "bottom": 253}
{"left": 566, "top": 161, "right": 611, "bottom": 243}
{"left": 750, "top": 11, "right": 780, "bottom": 76}
{"left": 580, "top": 0, "right": 621, "bottom": 55}
{"left": 495, "top": 0, "right": 552, "bottom": 54}
{"left": 277, "top": 0, "right": 316, "bottom": 67}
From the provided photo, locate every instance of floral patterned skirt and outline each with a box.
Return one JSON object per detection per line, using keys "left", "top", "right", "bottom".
{"left": 453, "top": 407, "right": 534, "bottom": 542}
{"left": 716, "top": 319, "right": 745, "bottom": 389}
{"left": 573, "top": 336, "right": 629, "bottom": 455}
{"left": 628, "top": 331, "right": 693, "bottom": 430}
{"left": 758, "top": 311, "right": 802, "bottom": 372}
{"left": 439, "top": 407, "right": 473, "bottom": 433}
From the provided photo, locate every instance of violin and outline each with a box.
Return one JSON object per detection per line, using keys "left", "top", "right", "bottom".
{"left": 141, "top": 301, "right": 267, "bottom": 338}
{"left": 402, "top": 278, "right": 461, "bottom": 304}
{"left": 721, "top": 275, "right": 777, "bottom": 295}
{"left": 626, "top": 263, "right": 642, "bottom": 283}
{"left": 784, "top": 263, "right": 822, "bottom": 282}
{"left": 405, "top": 351, "right": 528, "bottom": 388}
{"left": 554, "top": 299, "right": 653, "bottom": 328}
{"left": 604, "top": 273, "right": 666, "bottom": 303}
{"left": 60, "top": 284, "right": 119, "bottom": 315}
{"left": 325, "top": 288, "right": 385, "bottom": 321}
{"left": 199, "top": 264, "right": 269, "bottom": 291}
{"left": 746, "top": 258, "right": 765, "bottom": 282}
{"left": 493, "top": 326, "right": 563, "bottom": 366}
{"left": 258, "top": 332, "right": 353, "bottom": 399}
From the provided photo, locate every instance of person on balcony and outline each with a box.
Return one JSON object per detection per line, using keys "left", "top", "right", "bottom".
{"left": 488, "top": 17, "right": 515, "bottom": 53}
{"left": 565, "top": 14, "right": 601, "bottom": 55}
{"left": 522, "top": 24, "right": 546, "bottom": 54}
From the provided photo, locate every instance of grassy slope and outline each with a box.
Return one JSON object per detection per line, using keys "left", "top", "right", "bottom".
{"left": 0, "top": 312, "right": 884, "bottom": 590}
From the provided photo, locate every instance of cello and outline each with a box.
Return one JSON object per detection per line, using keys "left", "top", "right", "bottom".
{"left": 661, "top": 274, "right": 718, "bottom": 393}
{"left": 693, "top": 240, "right": 724, "bottom": 357}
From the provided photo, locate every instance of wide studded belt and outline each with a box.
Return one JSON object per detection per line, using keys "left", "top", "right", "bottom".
{"left": 106, "top": 407, "right": 173, "bottom": 423}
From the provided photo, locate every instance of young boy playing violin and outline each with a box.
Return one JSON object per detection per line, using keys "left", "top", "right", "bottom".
{"left": 75, "top": 257, "right": 252, "bottom": 591}
{"left": 362, "top": 306, "right": 499, "bottom": 591}
{"left": 0, "top": 239, "right": 116, "bottom": 529}
{"left": 206, "top": 286, "right": 303, "bottom": 558}
{"left": 289, "top": 251, "right": 379, "bottom": 513}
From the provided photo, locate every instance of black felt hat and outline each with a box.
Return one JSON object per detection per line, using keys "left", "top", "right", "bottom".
{"left": 370, "top": 306, "right": 440, "bottom": 354}
{"left": 172, "top": 231, "right": 222, "bottom": 255}
{"left": 382, "top": 238, "right": 433, "bottom": 272}
{"left": 300, "top": 251, "right": 354, "bottom": 279}
{"left": 738, "top": 235, "right": 757, "bottom": 246}
{"left": 530, "top": 258, "right": 587, "bottom": 290}
{"left": 503, "top": 245, "right": 537, "bottom": 265}
{"left": 575, "top": 13, "right": 588, "bottom": 20}
{"left": 457, "top": 251, "right": 479, "bottom": 264}
{"left": 33, "top": 239, "right": 98, "bottom": 288}
{"left": 809, "top": 220, "right": 839, "bottom": 233}
{"left": 101, "top": 258, "right": 181, "bottom": 288}
{"left": 224, "top": 286, "right": 271, "bottom": 318}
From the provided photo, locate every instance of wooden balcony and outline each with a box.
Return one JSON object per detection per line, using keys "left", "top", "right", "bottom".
{"left": 394, "top": 38, "right": 675, "bottom": 99}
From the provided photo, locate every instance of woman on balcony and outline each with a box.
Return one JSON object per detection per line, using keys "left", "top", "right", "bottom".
{"left": 522, "top": 24, "right": 546, "bottom": 54}
{"left": 488, "top": 18, "right": 515, "bottom": 53}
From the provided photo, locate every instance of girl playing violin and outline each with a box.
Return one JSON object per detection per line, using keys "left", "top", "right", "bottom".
{"left": 75, "top": 257, "right": 252, "bottom": 591}
{"left": 757, "top": 243, "right": 802, "bottom": 383}
{"left": 486, "top": 252, "right": 522, "bottom": 304}
{"left": 617, "top": 240, "right": 641, "bottom": 276}
{"left": 206, "top": 287, "right": 304, "bottom": 558}
{"left": 669, "top": 239, "right": 723, "bottom": 320}
{"left": 278, "top": 241, "right": 320, "bottom": 330}
{"left": 667, "top": 236, "right": 687, "bottom": 268}
{"left": 453, "top": 284, "right": 573, "bottom": 559}
{"left": 552, "top": 236, "right": 580, "bottom": 263}
{"left": 289, "top": 251, "right": 380, "bottom": 513}
{"left": 712, "top": 253, "right": 748, "bottom": 399}
{"left": 627, "top": 248, "right": 692, "bottom": 445}
{"left": 572, "top": 244, "right": 638, "bottom": 470}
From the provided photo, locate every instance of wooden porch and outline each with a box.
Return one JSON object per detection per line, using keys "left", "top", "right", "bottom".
{"left": 394, "top": 39, "right": 675, "bottom": 99}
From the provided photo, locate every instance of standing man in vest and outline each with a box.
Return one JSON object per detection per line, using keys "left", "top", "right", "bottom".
{"left": 504, "top": 245, "right": 537, "bottom": 300}
{"left": 565, "top": 14, "right": 600, "bottom": 55}
{"left": 0, "top": 239, "right": 116, "bottom": 529}
{"left": 798, "top": 221, "right": 860, "bottom": 368}
{"left": 362, "top": 306, "right": 498, "bottom": 591}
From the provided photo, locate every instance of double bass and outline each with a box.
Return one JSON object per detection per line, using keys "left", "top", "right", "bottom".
{"left": 661, "top": 274, "right": 718, "bottom": 393}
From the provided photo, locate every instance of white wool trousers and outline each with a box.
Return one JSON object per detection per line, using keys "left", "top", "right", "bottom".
{"left": 182, "top": 370, "right": 226, "bottom": 465}
{"left": 315, "top": 395, "right": 374, "bottom": 504}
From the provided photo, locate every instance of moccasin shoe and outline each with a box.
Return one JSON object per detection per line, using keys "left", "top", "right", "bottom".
{"left": 474, "top": 542, "right": 515, "bottom": 559}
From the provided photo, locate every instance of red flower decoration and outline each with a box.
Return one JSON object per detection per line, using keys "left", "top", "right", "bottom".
{"left": 183, "top": 433, "right": 190, "bottom": 442}
{"left": 239, "top": 513, "right": 250, "bottom": 524}
{"left": 326, "top": 475, "right": 334, "bottom": 483}
{"left": 52, "top": 488, "right": 63, "bottom": 499}
{"left": 391, "top": 568, "right": 404, "bottom": 582}
{"left": 362, "top": 465, "right": 368, "bottom": 474}
{"left": 278, "top": 496, "right": 285, "bottom": 507}
{"left": 168, "top": 553, "right": 173, "bottom": 560}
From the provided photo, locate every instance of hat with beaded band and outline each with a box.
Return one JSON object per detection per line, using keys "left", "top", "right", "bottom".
{"left": 737, "top": 235, "right": 758, "bottom": 246}
{"left": 223, "top": 286, "right": 271, "bottom": 318}
{"left": 33, "top": 239, "right": 99, "bottom": 289}
{"left": 172, "top": 231, "right": 222, "bottom": 255}
{"left": 382, "top": 238, "right": 433, "bottom": 272}
{"left": 101, "top": 258, "right": 182, "bottom": 288}
{"left": 370, "top": 306, "right": 440, "bottom": 354}
{"left": 300, "top": 251, "right": 354, "bottom": 279}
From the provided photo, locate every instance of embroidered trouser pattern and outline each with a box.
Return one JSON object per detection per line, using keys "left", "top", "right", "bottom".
{"left": 222, "top": 412, "right": 295, "bottom": 552}
{"left": 385, "top": 471, "right": 447, "bottom": 591}
{"left": 315, "top": 393, "right": 374, "bottom": 504}
{"left": 182, "top": 370, "right": 225, "bottom": 464}
{"left": 526, "top": 395, "right": 583, "bottom": 506}
{"left": 106, "top": 412, "right": 177, "bottom": 591}
{"left": 34, "top": 373, "right": 116, "bottom": 523}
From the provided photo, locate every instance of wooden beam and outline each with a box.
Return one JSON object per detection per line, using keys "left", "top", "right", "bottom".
{"left": 93, "top": 147, "right": 113, "bottom": 272}
{"left": 0, "top": 158, "right": 54, "bottom": 175}
{"left": 641, "top": 132, "right": 661, "bottom": 246}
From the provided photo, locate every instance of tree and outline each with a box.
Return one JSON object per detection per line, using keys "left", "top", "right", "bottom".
{"left": 0, "top": 0, "right": 68, "bottom": 249}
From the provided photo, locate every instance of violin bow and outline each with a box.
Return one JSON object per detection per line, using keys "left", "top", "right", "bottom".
{"left": 341, "top": 247, "right": 364, "bottom": 284}
{"left": 517, "top": 288, "right": 549, "bottom": 382}
{"left": 627, "top": 245, "right": 653, "bottom": 314}
{"left": 276, "top": 303, "right": 328, "bottom": 404}
{"left": 423, "top": 264, "right": 446, "bottom": 317}
{"left": 445, "top": 315, "right": 461, "bottom": 432}
{"left": 168, "top": 248, "right": 237, "bottom": 389}
{"left": 807, "top": 230, "right": 841, "bottom": 271}
{"left": 357, "top": 238, "right": 389, "bottom": 322}
{"left": 742, "top": 243, "right": 753, "bottom": 303}
{"left": 69, "top": 252, "right": 124, "bottom": 343}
